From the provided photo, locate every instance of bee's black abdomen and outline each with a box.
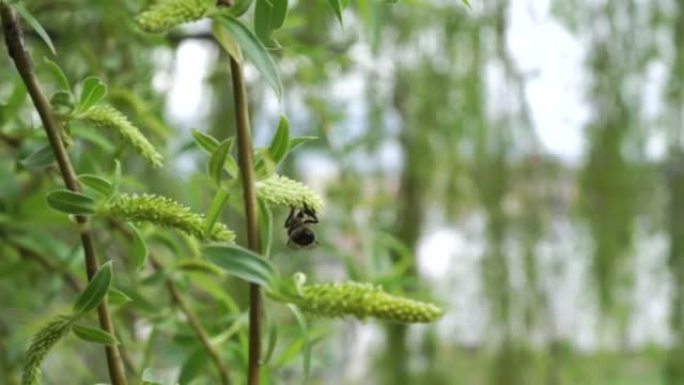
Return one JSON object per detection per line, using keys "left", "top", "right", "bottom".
{"left": 292, "top": 228, "right": 315, "bottom": 246}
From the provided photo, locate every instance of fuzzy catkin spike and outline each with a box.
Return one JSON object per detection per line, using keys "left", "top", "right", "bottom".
{"left": 256, "top": 174, "right": 324, "bottom": 212}
{"left": 103, "top": 193, "right": 235, "bottom": 242}
{"left": 81, "top": 105, "right": 163, "bottom": 168}
{"left": 22, "top": 316, "right": 73, "bottom": 385}
{"left": 293, "top": 282, "right": 443, "bottom": 323}
{"left": 136, "top": 0, "right": 216, "bottom": 33}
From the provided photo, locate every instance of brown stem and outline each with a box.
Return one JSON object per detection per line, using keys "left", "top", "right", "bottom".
{"left": 229, "top": 56, "right": 262, "bottom": 385}
{"left": 0, "top": 4, "right": 128, "bottom": 385}
{"left": 110, "top": 220, "right": 232, "bottom": 384}
{"left": 149, "top": 255, "right": 232, "bottom": 385}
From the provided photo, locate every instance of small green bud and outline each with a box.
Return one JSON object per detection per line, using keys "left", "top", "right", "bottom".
{"left": 103, "top": 193, "right": 235, "bottom": 242}
{"left": 256, "top": 174, "right": 324, "bottom": 212}
{"left": 81, "top": 105, "right": 163, "bottom": 168}
{"left": 22, "top": 316, "right": 73, "bottom": 385}
{"left": 293, "top": 282, "right": 443, "bottom": 324}
{"left": 136, "top": 0, "right": 216, "bottom": 33}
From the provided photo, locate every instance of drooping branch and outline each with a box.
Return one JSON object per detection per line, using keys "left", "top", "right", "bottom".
{"left": 0, "top": 3, "right": 128, "bottom": 384}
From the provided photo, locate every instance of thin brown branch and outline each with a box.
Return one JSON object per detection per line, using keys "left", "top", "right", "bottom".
{"left": 150, "top": 255, "right": 232, "bottom": 385}
{"left": 10, "top": 241, "right": 82, "bottom": 292}
{"left": 0, "top": 4, "right": 128, "bottom": 384}
{"left": 229, "top": 56, "right": 262, "bottom": 385}
{"left": 110, "top": 220, "right": 232, "bottom": 384}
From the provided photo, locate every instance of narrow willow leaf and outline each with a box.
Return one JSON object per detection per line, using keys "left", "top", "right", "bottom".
{"left": 78, "top": 77, "right": 107, "bottom": 112}
{"left": 175, "top": 258, "right": 224, "bottom": 276}
{"left": 209, "top": 139, "right": 232, "bottom": 185}
{"left": 43, "top": 58, "right": 71, "bottom": 93}
{"left": 254, "top": 0, "right": 288, "bottom": 44}
{"left": 129, "top": 223, "right": 149, "bottom": 269}
{"left": 112, "top": 159, "right": 122, "bottom": 195}
{"left": 216, "top": 15, "right": 283, "bottom": 98}
{"left": 50, "top": 90, "right": 75, "bottom": 116}
{"left": 258, "top": 198, "right": 273, "bottom": 257}
{"left": 73, "top": 261, "right": 113, "bottom": 314}
{"left": 178, "top": 349, "right": 208, "bottom": 385}
{"left": 288, "top": 136, "right": 317, "bottom": 152}
{"left": 287, "top": 304, "right": 310, "bottom": 385}
{"left": 46, "top": 189, "right": 96, "bottom": 215}
{"left": 192, "top": 129, "right": 220, "bottom": 154}
{"left": 212, "top": 21, "right": 243, "bottom": 62}
{"left": 268, "top": 116, "right": 289, "bottom": 164}
{"left": 327, "top": 0, "right": 344, "bottom": 27}
{"left": 262, "top": 324, "right": 278, "bottom": 364}
{"left": 20, "top": 145, "right": 55, "bottom": 170}
{"left": 78, "top": 174, "right": 113, "bottom": 197}
{"left": 108, "top": 288, "right": 132, "bottom": 305}
{"left": 14, "top": 3, "right": 56, "bottom": 54}
{"left": 204, "top": 188, "right": 230, "bottom": 236}
{"left": 204, "top": 244, "right": 277, "bottom": 289}
{"left": 229, "top": 0, "right": 254, "bottom": 16}
{"left": 72, "top": 324, "right": 118, "bottom": 345}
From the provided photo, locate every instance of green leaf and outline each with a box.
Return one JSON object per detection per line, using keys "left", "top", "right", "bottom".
{"left": 14, "top": 3, "right": 56, "bottom": 55}
{"left": 43, "top": 58, "right": 71, "bottom": 93}
{"left": 229, "top": 0, "right": 255, "bottom": 16}
{"left": 262, "top": 324, "right": 278, "bottom": 364}
{"left": 73, "top": 261, "right": 113, "bottom": 314}
{"left": 46, "top": 189, "right": 96, "bottom": 215}
{"left": 192, "top": 129, "right": 220, "bottom": 154}
{"left": 327, "top": 0, "right": 344, "bottom": 27}
{"left": 112, "top": 159, "right": 122, "bottom": 195}
{"left": 204, "top": 244, "right": 277, "bottom": 289}
{"left": 212, "top": 21, "right": 243, "bottom": 62}
{"left": 178, "top": 349, "right": 208, "bottom": 385}
{"left": 215, "top": 15, "right": 283, "bottom": 98}
{"left": 72, "top": 324, "right": 118, "bottom": 345}
{"left": 108, "top": 288, "right": 132, "bottom": 305}
{"left": 129, "top": 224, "right": 148, "bottom": 269}
{"left": 288, "top": 136, "right": 317, "bottom": 152}
{"left": 268, "top": 116, "right": 289, "bottom": 164}
{"left": 175, "top": 258, "right": 224, "bottom": 276}
{"left": 209, "top": 139, "right": 232, "bottom": 185}
{"left": 78, "top": 77, "right": 107, "bottom": 112}
{"left": 254, "top": 0, "right": 288, "bottom": 44}
{"left": 287, "top": 304, "right": 311, "bottom": 385}
{"left": 50, "top": 90, "right": 75, "bottom": 115}
{"left": 258, "top": 198, "right": 273, "bottom": 257}
{"left": 204, "top": 188, "right": 230, "bottom": 236}
{"left": 20, "top": 145, "right": 55, "bottom": 170}
{"left": 78, "top": 174, "right": 113, "bottom": 197}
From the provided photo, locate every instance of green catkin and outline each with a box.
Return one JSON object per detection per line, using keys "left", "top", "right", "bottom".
{"left": 22, "top": 316, "right": 73, "bottom": 385}
{"left": 104, "top": 193, "right": 235, "bottom": 242}
{"left": 81, "top": 105, "right": 163, "bottom": 168}
{"left": 294, "top": 282, "right": 443, "bottom": 323}
{"left": 256, "top": 174, "right": 324, "bottom": 212}
{"left": 136, "top": 0, "right": 216, "bottom": 33}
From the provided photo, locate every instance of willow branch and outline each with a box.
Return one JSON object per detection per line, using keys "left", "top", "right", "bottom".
{"left": 109, "top": 220, "right": 231, "bottom": 384}
{"left": 229, "top": 56, "right": 262, "bottom": 385}
{"left": 0, "top": 4, "right": 128, "bottom": 384}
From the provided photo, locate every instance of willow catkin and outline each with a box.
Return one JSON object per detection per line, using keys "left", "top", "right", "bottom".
{"left": 81, "top": 105, "right": 163, "bottom": 168}
{"left": 293, "top": 282, "right": 443, "bottom": 323}
{"left": 255, "top": 174, "right": 324, "bottom": 212}
{"left": 136, "top": 0, "right": 215, "bottom": 33}
{"left": 22, "top": 316, "right": 73, "bottom": 385}
{"left": 103, "top": 193, "right": 235, "bottom": 242}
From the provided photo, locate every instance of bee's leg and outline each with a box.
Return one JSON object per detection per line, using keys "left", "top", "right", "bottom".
{"left": 285, "top": 206, "right": 295, "bottom": 228}
{"left": 302, "top": 204, "right": 319, "bottom": 223}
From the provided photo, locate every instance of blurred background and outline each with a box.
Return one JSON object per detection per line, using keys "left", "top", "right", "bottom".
{"left": 2, "top": 0, "right": 684, "bottom": 384}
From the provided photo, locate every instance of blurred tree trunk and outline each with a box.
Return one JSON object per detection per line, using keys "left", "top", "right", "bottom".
{"left": 665, "top": 1, "right": 684, "bottom": 383}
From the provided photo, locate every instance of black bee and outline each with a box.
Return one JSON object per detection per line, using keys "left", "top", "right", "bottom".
{"left": 285, "top": 204, "right": 319, "bottom": 248}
